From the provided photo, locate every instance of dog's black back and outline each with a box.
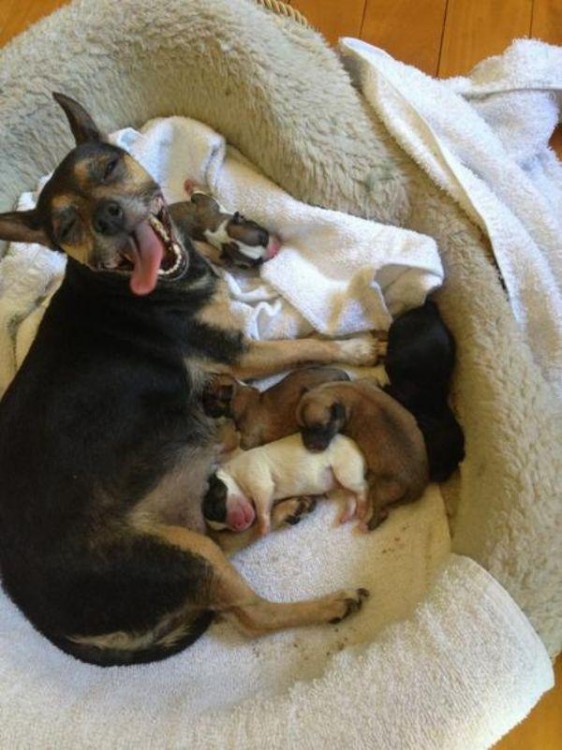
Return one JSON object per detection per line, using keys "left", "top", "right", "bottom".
{"left": 0, "top": 254, "right": 242, "bottom": 664}
{"left": 384, "top": 300, "right": 464, "bottom": 482}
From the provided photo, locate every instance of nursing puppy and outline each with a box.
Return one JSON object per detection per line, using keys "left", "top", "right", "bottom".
{"left": 384, "top": 300, "right": 465, "bottom": 482}
{"left": 203, "top": 433, "right": 369, "bottom": 535}
{"left": 297, "top": 380, "right": 429, "bottom": 530}
{"left": 203, "top": 367, "right": 350, "bottom": 449}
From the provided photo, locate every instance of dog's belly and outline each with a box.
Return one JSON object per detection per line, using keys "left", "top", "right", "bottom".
{"left": 129, "top": 443, "right": 215, "bottom": 534}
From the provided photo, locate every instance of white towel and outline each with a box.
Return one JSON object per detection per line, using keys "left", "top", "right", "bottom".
{"left": 118, "top": 117, "right": 444, "bottom": 338}
{"left": 340, "top": 38, "right": 562, "bottom": 399}
{"left": 0, "top": 545, "right": 553, "bottom": 750}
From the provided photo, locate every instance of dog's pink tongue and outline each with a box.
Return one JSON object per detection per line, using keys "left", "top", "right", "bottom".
{"left": 130, "top": 222, "right": 164, "bottom": 295}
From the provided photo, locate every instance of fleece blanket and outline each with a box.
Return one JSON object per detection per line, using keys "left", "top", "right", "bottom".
{"left": 0, "top": 0, "right": 559, "bottom": 745}
{"left": 0, "top": 113, "right": 554, "bottom": 749}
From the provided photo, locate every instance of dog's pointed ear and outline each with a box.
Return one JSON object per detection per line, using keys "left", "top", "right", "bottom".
{"left": 0, "top": 210, "right": 51, "bottom": 247}
{"left": 53, "top": 93, "right": 104, "bottom": 145}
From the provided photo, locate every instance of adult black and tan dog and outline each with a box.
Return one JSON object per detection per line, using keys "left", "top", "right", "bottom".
{"left": 0, "top": 94, "right": 376, "bottom": 666}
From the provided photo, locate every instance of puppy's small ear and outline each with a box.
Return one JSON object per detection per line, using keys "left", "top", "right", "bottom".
{"left": 53, "top": 92, "right": 104, "bottom": 145}
{"left": 330, "top": 400, "right": 346, "bottom": 424}
{"left": 0, "top": 210, "right": 51, "bottom": 247}
{"left": 294, "top": 392, "right": 309, "bottom": 426}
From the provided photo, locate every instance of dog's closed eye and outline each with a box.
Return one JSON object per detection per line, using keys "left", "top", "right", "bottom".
{"left": 55, "top": 212, "right": 81, "bottom": 245}
{"left": 102, "top": 157, "right": 120, "bottom": 182}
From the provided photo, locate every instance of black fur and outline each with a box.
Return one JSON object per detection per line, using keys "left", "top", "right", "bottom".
{"left": 0, "top": 248, "right": 243, "bottom": 665}
{"left": 384, "top": 300, "right": 465, "bottom": 482}
{"left": 202, "top": 474, "right": 228, "bottom": 526}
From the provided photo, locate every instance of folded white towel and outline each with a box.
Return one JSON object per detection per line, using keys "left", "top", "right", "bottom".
{"left": 340, "top": 38, "right": 562, "bottom": 399}
{"left": 118, "top": 117, "right": 444, "bottom": 338}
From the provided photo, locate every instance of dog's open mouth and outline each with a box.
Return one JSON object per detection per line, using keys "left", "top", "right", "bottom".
{"left": 114, "top": 197, "right": 188, "bottom": 295}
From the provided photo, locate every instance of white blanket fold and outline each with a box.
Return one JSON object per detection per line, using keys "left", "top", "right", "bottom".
{"left": 120, "top": 117, "right": 444, "bottom": 338}
{"left": 340, "top": 38, "right": 562, "bottom": 399}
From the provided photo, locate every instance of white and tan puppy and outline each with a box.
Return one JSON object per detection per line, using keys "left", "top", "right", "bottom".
{"left": 202, "top": 433, "right": 368, "bottom": 535}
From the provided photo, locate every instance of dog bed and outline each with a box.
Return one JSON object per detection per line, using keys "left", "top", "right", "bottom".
{"left": 0, "top": 0, "right": 560, "bottom": 747}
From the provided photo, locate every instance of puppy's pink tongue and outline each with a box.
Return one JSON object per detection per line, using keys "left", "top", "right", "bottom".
{"left": 130, "top": 221, "right": 165, "bottom": 295}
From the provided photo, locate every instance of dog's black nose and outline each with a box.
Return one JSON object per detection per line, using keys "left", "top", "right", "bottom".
{"left": 94, "top": 201, "right": 124, "bottom": 236}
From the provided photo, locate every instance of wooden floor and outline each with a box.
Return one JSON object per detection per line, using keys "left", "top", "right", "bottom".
{"left": 1, "top": 1, "right": 561, "bottom": 747}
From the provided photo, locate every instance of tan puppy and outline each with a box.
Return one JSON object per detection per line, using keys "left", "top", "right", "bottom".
{"left": 203, "top": 367, "right": 350, "bottom": 449}
{"left": 202, "top": 433, "right": 368, "bottom": 535}
{"left": 297, "top": 379, "right": 429, "bottom": 531}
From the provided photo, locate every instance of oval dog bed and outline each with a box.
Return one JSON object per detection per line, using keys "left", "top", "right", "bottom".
{"left": 0, "top": 1, "right": 560, "bottom": 748}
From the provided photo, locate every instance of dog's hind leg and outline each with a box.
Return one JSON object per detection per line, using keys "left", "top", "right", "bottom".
{"left": 154, "top": 525, "right": 368, "bottom": 636}
{"left": 331, "top": 444, "right": 369, "bottom": 524}
{"left": 362, "top": 479, "right": 407, "bottom": 531}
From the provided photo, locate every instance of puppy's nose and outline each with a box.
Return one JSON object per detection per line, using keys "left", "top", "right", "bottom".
{"left": 93, "top": 201, "right": 124, "bottom": 236}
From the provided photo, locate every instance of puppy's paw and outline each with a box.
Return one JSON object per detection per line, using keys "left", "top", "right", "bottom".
{"left": 366, "top": 506, "right": 390, "bottom": 531}
{"left": 326, "top": 588, "right": 370, "bottom": 624}
{"left": 272, "top": 496, "right": 318, "bottom": 528}
{"left": 354, "top": 506, "right": 390, "bottom": 534}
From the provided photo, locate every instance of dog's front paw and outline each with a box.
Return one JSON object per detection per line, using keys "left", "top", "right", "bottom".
{"left": 271, "top": 496, "right": 318, "bottom": 528}
{"left": 336, "top": 335, "right": 383, "bottom": 367}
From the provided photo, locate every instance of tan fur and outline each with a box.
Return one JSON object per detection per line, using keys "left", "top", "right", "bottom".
{"left": 151, "top": 525, "right": 368, "bottom": 636}
{"left": 297, "top": 379, "right": 429, "bottom": 530}
{"left": 229, "top": 336, "right": 381, "bottom": 381}
{"left": 128, "top": 444, "right": 216, "bottom": 535}
{"left": 194, "top": 277, "right": 241, "bottom": 335}
{"left": 212, "top": 367, "right": 350, "bottom": 449}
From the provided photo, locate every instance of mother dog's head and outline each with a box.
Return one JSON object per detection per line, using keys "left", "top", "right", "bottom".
{"left": 0, "top": 93, "right": 188, "bottom": 295}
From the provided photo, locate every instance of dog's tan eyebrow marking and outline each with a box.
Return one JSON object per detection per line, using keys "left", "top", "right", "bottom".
{"left": 51, "top": 194, "right": 77, "bottom": 213}
{"left": 73, "top": 158, "right": 94, "bottom": 187}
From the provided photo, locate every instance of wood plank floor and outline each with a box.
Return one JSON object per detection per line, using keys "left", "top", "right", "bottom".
{"left": 1, "top": 1, "right": 561, "bottom": 748}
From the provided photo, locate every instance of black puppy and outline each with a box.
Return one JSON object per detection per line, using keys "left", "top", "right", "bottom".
{"left": 0, "top": 94, "right": 374, "bottom": 666}
{"left": 384, "top": 300, "right": 465, "bottom": 482}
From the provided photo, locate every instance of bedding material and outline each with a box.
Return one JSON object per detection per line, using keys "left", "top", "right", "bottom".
{"left": 0, "top": 0, "right": 560, "bottom": 745}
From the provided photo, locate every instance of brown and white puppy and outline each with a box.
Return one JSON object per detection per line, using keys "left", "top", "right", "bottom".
{"left": 169, "top": 180, "right": 281, "bottom": 267}
{"left": 203, "top": 367, "right": 350, "bottom": 449}
{"left": 203, "top": 433, "right": 369, "bottom": 535}
{"left": 297, "top": 380, "right": 429, "bottom": 531}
